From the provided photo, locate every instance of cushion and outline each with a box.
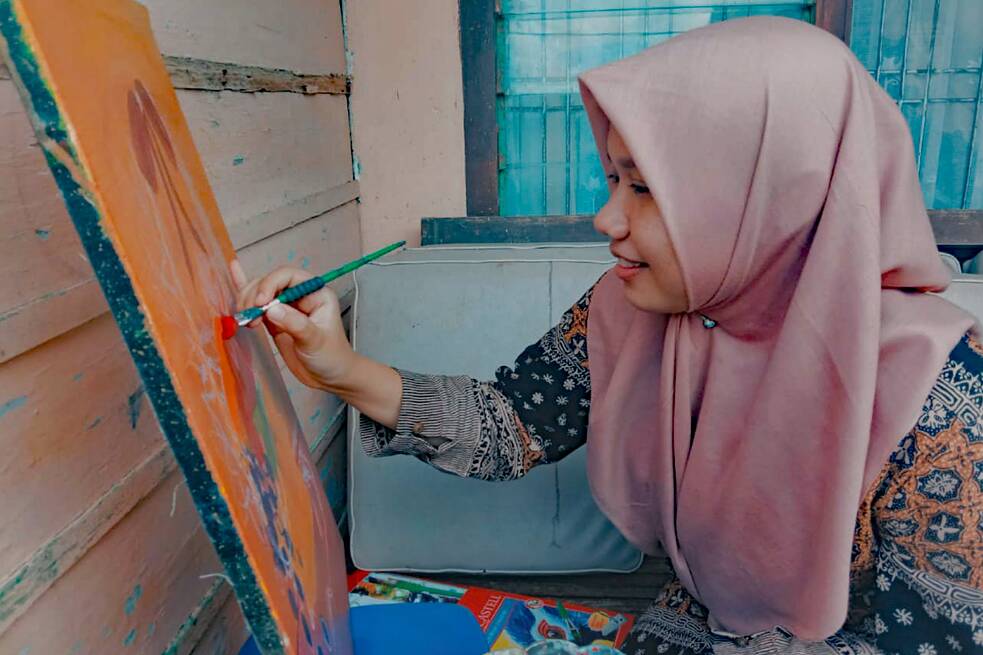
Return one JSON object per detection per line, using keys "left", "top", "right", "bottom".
{"left": 348, "top": 244, "right": 643, "bottom": 573}
{"left": 940, "top": 274, "right": 983, "bottom": 321}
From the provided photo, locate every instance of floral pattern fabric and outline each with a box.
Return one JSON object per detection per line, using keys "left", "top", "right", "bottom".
{"left": 361, "top": 286, "right": 983, "bottom": 654}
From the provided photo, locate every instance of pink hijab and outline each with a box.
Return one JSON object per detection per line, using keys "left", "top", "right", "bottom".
{"left": 580, "top": 17, "right": 975, "bottom": 640}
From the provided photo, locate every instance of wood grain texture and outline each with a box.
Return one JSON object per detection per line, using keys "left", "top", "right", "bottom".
{"left": 1, "top": 84, "right": 354, "bottom": 363}
{"left": 228, "top": 181, "right": 360, "bottom": 251}
{"left": 0, "top": 469, "right": 221, "bottom": 655}
{"left": 164, "top": 56, "right": 348, "bottom": 95}
{"left": 0, "top": 80, "right": 100, "bottom": 362}
{"left": 141, "top": 0, "right": 346, "bottom": 73}
{"left": 3, "top": 59, "right": 349, "bottom": 95}
{"left": 185, "top": 586, "right": 249, "bottom": 655}
{"left": 0, "top": 0, "right": 361, "bottom": 651}
{"left": 0, "top": 446, "right": 175, "bottom": 633}
{"left": 178, "top": 90, "right": 353, "bottom": 238}
{"left": 0, "top": 314, "right": 162, "bottom": 575}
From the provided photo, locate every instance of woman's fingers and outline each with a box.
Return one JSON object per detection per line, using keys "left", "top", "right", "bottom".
{"left": 229, "top": 259, "right": 248, "bottom": 292}
{"left": 255, "top": 267, "right": 315, "bottom": 307}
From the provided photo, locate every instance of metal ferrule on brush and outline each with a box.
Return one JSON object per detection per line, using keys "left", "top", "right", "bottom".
{"left": 234, "top": 299, "right": 281, "bottom": 326}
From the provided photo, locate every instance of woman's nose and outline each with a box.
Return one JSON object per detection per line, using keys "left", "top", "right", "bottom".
{"left": 594, "top": 195, "right": 629, "bottom": 241}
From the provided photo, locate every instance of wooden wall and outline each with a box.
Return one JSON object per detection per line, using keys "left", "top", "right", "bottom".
{"left": 0, "top": 2, "right": 358, "bottom": 653}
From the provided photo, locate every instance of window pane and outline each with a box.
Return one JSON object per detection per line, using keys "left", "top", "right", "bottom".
{"left": 497, "top": 1, "right": 815, "bottom": 216}
{"left": 851, "top": 0, "right": 983, "bottom": 209}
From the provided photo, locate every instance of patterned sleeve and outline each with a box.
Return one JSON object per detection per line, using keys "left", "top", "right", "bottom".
{"left": 359, "top": 285, "right": 594, "bottom": 481}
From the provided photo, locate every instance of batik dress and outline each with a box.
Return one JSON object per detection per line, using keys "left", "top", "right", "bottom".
{"left": 360, "top": 287, "right": 983, "bottom": 655}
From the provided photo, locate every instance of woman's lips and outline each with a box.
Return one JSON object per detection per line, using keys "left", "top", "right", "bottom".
{"left": 614, "top": 256, "right": 647, "bottom": 281}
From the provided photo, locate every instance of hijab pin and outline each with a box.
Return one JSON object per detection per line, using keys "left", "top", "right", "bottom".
{"left": 700, "top": 315, "right": 717, "bottom": 329}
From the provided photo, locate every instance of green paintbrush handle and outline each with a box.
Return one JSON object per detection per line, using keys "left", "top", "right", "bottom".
{"left": 275, "top": 239, "right": 406, "bottom": 305}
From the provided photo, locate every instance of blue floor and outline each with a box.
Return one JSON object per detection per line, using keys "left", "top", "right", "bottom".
{"left": 238, "top": 603, "right": 488, "bottom": 655}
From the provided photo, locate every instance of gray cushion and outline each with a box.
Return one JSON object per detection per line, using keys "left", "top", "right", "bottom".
{"left": 940, "top": 274, "right": 983, "bottom": 321}
{"left": 348, "top": 244, "right": 643, "bottom": 573}
{"left": 347, "top": 246, "right": 982, "bottom": 574}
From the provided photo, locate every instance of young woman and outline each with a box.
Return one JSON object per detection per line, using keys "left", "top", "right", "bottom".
{"left": 232, "top": 17, "right": 983, "bottom": 655}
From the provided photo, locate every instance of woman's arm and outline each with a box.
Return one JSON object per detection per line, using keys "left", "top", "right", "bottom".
{"left": 233, "top": 261, "right": 594, "bottom": 481}
{"left": 360, "top": 286, "right": 594, "bottom": 481}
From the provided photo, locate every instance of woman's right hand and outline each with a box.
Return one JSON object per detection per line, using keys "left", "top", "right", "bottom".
{"left": 231, "top": 261, "right": 354, "bottom": 391}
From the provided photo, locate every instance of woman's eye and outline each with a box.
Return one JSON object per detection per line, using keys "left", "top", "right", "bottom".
{"left": 630, "top": 183, "right": 650, "bottom": 195}
{"left": 606, "top": 173, "right": 619, "bottom": 184}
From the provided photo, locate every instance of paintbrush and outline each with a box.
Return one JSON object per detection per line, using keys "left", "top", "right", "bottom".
{"left": 220, "top": 240, "right": 406, "bottom": 340}
{"left": 555, "top": 600, "right": 582, "bottom": 642}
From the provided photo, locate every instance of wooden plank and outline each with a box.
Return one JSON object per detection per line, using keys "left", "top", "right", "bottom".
{"left": 141, "top": 0, "right": 347, "bottom": 73}
{"left": 185, "top": 587, "right": 249, "bottom": 655}
{"left": 0, "top": 314, "right": 163, "bottom": 576}
{"left": 177, "top": 90, "right": 353, "bottom": 236}
{"left": 422, "top": 215, "right": 603, "bottom": 245}
{"left": 929, "top": 209, "right": 983, "bottom": 246}
{"left": 0, "top": 447, "right": 175, "bottom": 633}
{"left": 2, "top": 59, "right": 349, "bottom": 95}
{"left": 1, "top": 84, "right": 355, "bottom": 363}
{"left": 0, "top": 470, "right": 220, "bottom": 654}
{"left": 423, "top": 211, "right": 983, "bottom": 247}
{"left": 162, "top": 580, "right": 234, "bottom": 655}
{"left": 459, "top": 0, "right": 499, "bottom": 216}
{"left": 164, "top": 56, "right": 348, "bottom": 95}
{"left": 228, "top": 181, "right": 360, "bottom": 251}
{"left": 815, "top": 0, "right": 853, "bottom": 44}
{"left": 0, "top": 79, "right": 99, "bottom": 363}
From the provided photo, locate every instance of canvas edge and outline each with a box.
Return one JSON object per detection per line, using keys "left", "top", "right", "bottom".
{"left": 0, "top": 2, "right": 283, "bottom": 651}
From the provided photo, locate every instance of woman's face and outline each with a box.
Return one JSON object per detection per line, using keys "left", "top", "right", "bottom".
{"left": 594, "top": 126, "right": 688, "bottom": 314}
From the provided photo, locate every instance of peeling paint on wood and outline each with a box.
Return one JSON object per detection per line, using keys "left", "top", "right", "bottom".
{"left": 0, "top": 446, "right": 176, "bottom": 633}
{"left": 162, "top": 580, "right": 232, "bottom": 655}
{"left": 0, "top": 469, "right": 220, "bottom": 654}
{"left": 164, "top": 56, "right": 349, "bottom": 95}
{"left": 2, "top": 58, "right": 350, "bottom": 95}
{"left": 0, "top": 314, "right": 162, "bottom": 575}
{"left": 186, "top": 590, "right": 249, "bottom": 655}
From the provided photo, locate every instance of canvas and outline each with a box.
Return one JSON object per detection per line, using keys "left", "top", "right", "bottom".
{"left": 0, "top": 1, "right": 352, "bottom": 653}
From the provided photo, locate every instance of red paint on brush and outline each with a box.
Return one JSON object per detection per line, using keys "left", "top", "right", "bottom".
{"left": 219, "top": 315, "right": 238, "bottom": 340}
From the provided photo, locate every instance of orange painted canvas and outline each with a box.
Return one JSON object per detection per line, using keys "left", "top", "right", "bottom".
{"left": 0, "top": 1, "right": 353, "bottom": 653}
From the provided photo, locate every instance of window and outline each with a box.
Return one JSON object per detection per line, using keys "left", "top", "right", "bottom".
{"left": 496, "top": 1, "right": 816, "bottom": 216}
{"left": 851, "top": 0, "right": 983, "bottom": 209}
{"left": 455, "top": 0, "right": 982, "bottom": 238}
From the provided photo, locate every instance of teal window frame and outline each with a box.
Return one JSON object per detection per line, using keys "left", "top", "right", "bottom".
{"left": 451, "top": 0, "right": 982, "bottom": 247}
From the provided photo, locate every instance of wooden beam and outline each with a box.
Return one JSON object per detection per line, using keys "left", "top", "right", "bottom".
{"left": 930, "top": 209, "right": 983, "bottom": 246}
{"left": 422, "top": 210, "right": 983, "bottom": 248}
{"left": 163, "top": 56, "right": 349, "bottom": 95}
{"left": 1, "top": 57, "right": 350, "bottom": 95}
{"left": 422, "top": 215, "right": 602, "bottom": 245}
{"left": 459, "top": 0, "right": 499, "bottom": 215}
{"left": 815, "top": 0, "right": 853, "bottom": 44}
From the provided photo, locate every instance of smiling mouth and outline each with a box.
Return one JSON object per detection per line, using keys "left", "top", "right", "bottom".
{"left": 616, "top": 256, "right": 648, "bottom": 269}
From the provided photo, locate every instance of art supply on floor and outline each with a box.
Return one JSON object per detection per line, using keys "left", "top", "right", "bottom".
{"left": 220, "top": 240, "right": 406, "bottom": 339}
{"left": 347, "top": 570, "right": 635, "bottom": 651}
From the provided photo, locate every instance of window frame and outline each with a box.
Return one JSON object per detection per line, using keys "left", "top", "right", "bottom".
{"left": 452, "top": 0, "right": 982, "bottom": 248}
